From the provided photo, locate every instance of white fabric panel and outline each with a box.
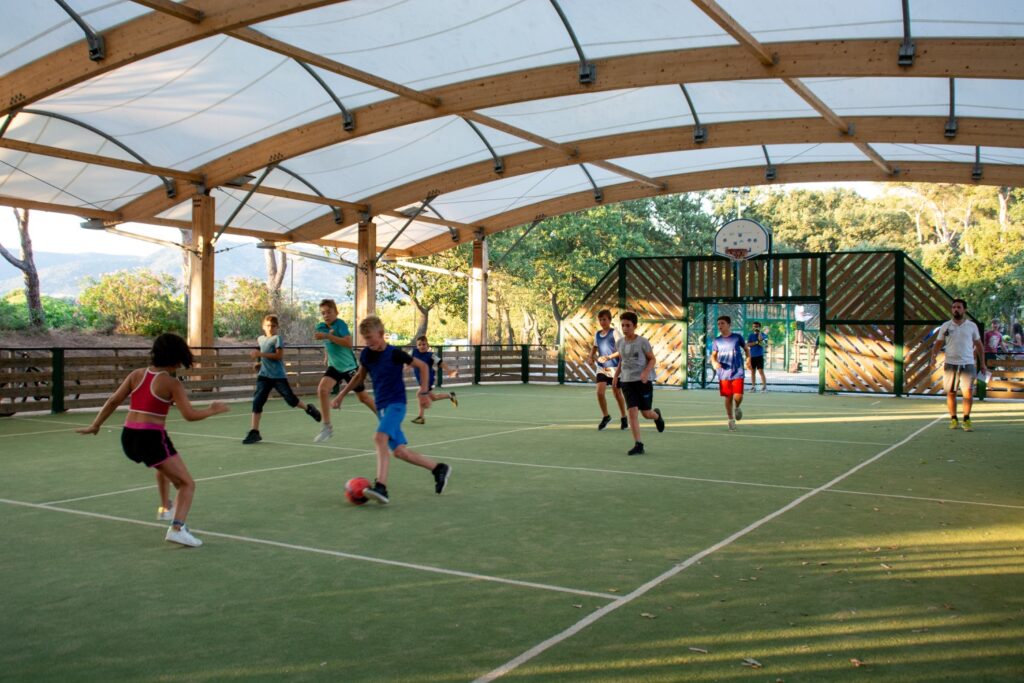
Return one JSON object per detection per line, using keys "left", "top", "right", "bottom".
{"left": 157, "top": 190, "right": 324, "bottom": 234}
{"left": 0, "top": 1, "right": 148, "bottom": 76}
{"left": 253, "top": 0, "right": 578, "bottom": 92}
{"left": 804, "top": 77, "right": 1024, "bottom": 120}
{"left": 0, "top": 149, "right": 159, "bottom": 210}
{"left": 683, "top": 80, "right": 817, "bottom": 123}
{"left": 800, "top": 77, "right": 949, "bottom": 118}
{"left": 955, "top": 79, "right": 1024, "bottom": 120}
{"left": 478, "top": 86, "right": 692, "bottom": 143}
{"left": 872, "top": 144, "right": 1024, "bottom": 166}
{"left": 723, "top": 0, "right": 1024, "bottom": 42}
{"left": 608, "top": 144, "right": 868, "bottom": 179}
{"left": 280, "top": 116, "right": 533, "bottom": 201}
{"left": 430, "top": 164, "right": 622, "bottom": 223}
{"left": 558, "top": 0, "right": 735, "bottom": 58}
{"left": 319, "top": 217, "right": 449, "bottom": 249}
{"left": 36, "top": 37, "right": 344, "bottom": 170}
{"left": 3, "top": 112, "right": 139, "bottom": 163}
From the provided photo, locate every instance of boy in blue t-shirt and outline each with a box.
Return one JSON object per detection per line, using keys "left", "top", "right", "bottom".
{"left": 746, "top": 321, "right": 768, "bottom": 392}
{"left": 588, "top": 309, "right": 628, "bottom": 431}
{"left": 711, "top": 315, "right": 748, "bottom": 431}
{"left": 243, "top": 314, "right": 321, "bottom": 444}
{"left": 335, "top": 316, "right": 451, "bottom": 504}
{"left": 410, "top": 336, "right": 458, "bottom": 424}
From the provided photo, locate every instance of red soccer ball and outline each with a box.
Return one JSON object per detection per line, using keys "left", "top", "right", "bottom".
{"left": 345, "top": 477, "right": 372, "bottom": 506}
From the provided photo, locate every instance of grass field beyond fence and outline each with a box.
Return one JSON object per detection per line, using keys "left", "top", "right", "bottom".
{"left": 1, "top": 385, "right": 1022, "bottom": 682}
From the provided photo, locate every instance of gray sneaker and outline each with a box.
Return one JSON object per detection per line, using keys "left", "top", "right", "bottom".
{"left": 313, "top": 424, "right": 333, "bottom": 443}
{"left": 735, "top": 406, "right": 743, "bottom": 421}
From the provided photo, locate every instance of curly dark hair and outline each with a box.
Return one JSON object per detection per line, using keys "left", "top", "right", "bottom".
{"left": 151, "top": 333, "right": 194, "bottom": 368}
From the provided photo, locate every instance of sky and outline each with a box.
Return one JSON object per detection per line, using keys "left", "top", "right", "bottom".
{"left": 1, "top": 182, "right": 888, "bottom": 257}
{"left": 0, "top": 209, "right": 251, "bottom": 256}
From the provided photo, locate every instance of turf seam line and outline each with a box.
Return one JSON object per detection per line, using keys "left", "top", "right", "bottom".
{"left": 473, "top": 416, "right": 943, "bottom": 683}
{"left": 826, "top": 488, "right": 1024, "bottom": 510}
{"left": 0, "top": 497, "right": 616, "bottom": 600}
{"left": 0, "top": 426, "right": 84, "bottom": 438}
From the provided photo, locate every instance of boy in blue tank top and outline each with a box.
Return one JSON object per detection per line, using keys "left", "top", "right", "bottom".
{"left": 410, "top": 335, "right": 458, "bottom": 424}
{"left": 588, "top": 309, "right": 628, "bottom": 431}
{"left": 334, "top": 316, "right": 451, "bottom": 504}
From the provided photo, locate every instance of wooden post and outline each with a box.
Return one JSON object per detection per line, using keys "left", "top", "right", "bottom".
{"left": 188, "top": 194, "right": 215, "bottom": 350}
{"left": 469, "top": 235, "right": 488, "bottom": 345}
{"left": 356, "top": 220, "right": 376, "bottom": 343}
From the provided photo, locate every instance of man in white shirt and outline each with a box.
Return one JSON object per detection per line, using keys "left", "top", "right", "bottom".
{"left": 930, "top": 298, "right": 988, "bottom": 432}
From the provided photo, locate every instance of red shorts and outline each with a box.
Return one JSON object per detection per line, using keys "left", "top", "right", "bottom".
{"left": 719, "top": 378, "right": 745, "bottom": 397}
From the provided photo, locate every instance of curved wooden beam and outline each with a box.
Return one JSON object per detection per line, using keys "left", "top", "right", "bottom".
{"left": 115, "top": 38, "right": 1024, "bottom": 223}
{"left": 283, "top": 115, "right": 1024, "bottom": 242}
{"left": 0, "top": 0, "right": 340, "bottom": 116}
{"left": 405, "top": 160, "right": 1024, "bottom": 257}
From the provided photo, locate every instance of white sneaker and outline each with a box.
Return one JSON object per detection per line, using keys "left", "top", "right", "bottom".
{"left": 165, "top": 524, "right": 202, "bottom": 547}
{"left": 735, "top": 406, "right": 743, "bottom": 421}
{"left": 728, "top": 419, "right": 737, "bottom": 431}
{"left": 157, "top": 501, "right": 175, "bottom": 521}
{"left": 314, "top": 424, "right": 333, "bottom": 443}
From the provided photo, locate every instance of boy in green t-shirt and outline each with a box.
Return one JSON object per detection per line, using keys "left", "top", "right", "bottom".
{"left": 313, "top": 299, "right": 375, "bottom": 442}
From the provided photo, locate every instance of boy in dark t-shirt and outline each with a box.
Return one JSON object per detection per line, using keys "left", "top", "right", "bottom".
{"left": 410, "top": 336, "right": 458, "bottom": 424}
{"left": 334, "top": 317, "right": 451, "bottom": 504}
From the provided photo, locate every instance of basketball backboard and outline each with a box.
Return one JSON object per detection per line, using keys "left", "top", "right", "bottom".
{"left": 713, "top": 218, "right": 772, "bottom": 261}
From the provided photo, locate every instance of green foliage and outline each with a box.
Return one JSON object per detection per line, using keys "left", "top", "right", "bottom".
{"left": 79, "top": 270, "right": 184, "bottom": 336}
{"left": 0, "top": 290, "right": 109, "bottom": 332}
{"left": 215, "top": 277, "right": 273, "bottom": 339}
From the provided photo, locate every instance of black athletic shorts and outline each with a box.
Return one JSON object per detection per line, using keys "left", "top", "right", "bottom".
{"left": 596, "top": 372, "right": 615, "bottom": 385}
{"left": 621, "top": 380, "right": 653, "bottom": 411}
{"left": 324, "top": 366, "right": 365, "bottom": 393}
{"left": 749, "top": 356, "right": 764, "bottom": 371}
{"left": 121, "top": 426, "right": 177, "bottom": 468}
{"left": 253, "top": 376, "right": 300, "bottom": 413}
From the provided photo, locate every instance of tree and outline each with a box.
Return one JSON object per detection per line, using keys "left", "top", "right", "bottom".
{"left": 79, "top": 270, "right": 184, "bottom": 336}
{"left": 0, "top": 209, "right": 45, "bottom": 328}
{"left": 264, "top": 249, "right": 288, "bottom": 310}
{"left": 377, "top": 247, "right": 470, "bottom": 339}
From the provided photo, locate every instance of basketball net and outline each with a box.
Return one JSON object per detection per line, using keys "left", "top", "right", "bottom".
{"left": 724, "top": 247, "right": 751, "bottom": 262}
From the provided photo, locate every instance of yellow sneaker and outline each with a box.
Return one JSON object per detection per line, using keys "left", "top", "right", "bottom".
{"left": 962, "top": 417, "right": 973, "bottom": 432}
{"left": 949, "top": 417, "right": 960, "bottom": 430}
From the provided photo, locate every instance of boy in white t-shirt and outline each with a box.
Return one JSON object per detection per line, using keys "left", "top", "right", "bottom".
{"left": 930, "top": 298, "right": 988, "bottom": 432}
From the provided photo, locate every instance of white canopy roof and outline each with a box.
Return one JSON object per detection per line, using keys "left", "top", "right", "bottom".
{"left": 1, "top": 0, "right": 1022, "bottom": 257}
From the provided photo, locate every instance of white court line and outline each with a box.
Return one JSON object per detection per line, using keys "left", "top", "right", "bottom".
{"left": 666, "top": 429, "right": 889, "bottom": 446}
{"left": 443, "top": 456, "right": 811, "bottom": 492}
{"left": 0, "top": 497, "right": 615, "bottom": 600}
{"left": 474, "top": 417, "right": 943, "bottom": 682}
{"left": 0, "top": 426, "right": 83, "bottom": 438}
{"left": 827, "top": 488, "right": 1024, "bottom": 510}
{"left": 168, "top": 430, "right": 368, "bottom": 452}
{"left": 40, "top": 424, "right": 553, "bottom": 505}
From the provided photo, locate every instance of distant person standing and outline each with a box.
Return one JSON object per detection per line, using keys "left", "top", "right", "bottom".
{"left": 588, "top": 309, "right": 628, "bottom": 431}
{"left": 746, "top": 321, "right": 768, "bottom": 392}
{"left": 984, "top": 320, "right": 1004, "bottom": 361}
{"left": 1013, "top": 322, "right": 1024, "bottom": 352}
{"left": 711, "top": 315, "right": 747, "bottom": 432}
{"left": 930, "top": 298, "right": 988, "bottom": 432}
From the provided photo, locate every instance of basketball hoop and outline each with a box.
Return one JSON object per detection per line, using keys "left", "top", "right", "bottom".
{"left": 714, "top": 218, "right": 771, "bottom": 262}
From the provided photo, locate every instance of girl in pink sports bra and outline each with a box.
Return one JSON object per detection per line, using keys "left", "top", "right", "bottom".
{"left": 77, "top": 333, "right": 228, "bottom": 547}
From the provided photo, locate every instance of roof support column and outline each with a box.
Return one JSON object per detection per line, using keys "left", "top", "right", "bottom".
{"left": 188, "top": 194, "right": 215, "bottom": 350}
{"left": 469, "top": 234, "right": 488, "bottom": 345}
{"left": 355, "top": 219, "right": 376, "bottom": 343}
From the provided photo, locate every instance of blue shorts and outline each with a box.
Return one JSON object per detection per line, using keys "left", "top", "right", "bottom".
{"left": 377, "top": 402, "right": 408, "bottom": 451}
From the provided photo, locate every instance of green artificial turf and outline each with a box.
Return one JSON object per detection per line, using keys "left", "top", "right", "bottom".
{"left": 1, "top": 385, "right": 1021, "bottom": 682}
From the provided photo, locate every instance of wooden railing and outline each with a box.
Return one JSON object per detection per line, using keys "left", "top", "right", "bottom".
{"left": 982, "top": 353, "right": 1024, "bottom": 399}
{"left": 0, "top": 344, "right": 560, "bottom": 415}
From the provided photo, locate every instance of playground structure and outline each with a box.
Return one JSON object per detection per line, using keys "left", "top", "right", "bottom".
{"left": 561, "top": 250, "right": 1023, "bottom": 398}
